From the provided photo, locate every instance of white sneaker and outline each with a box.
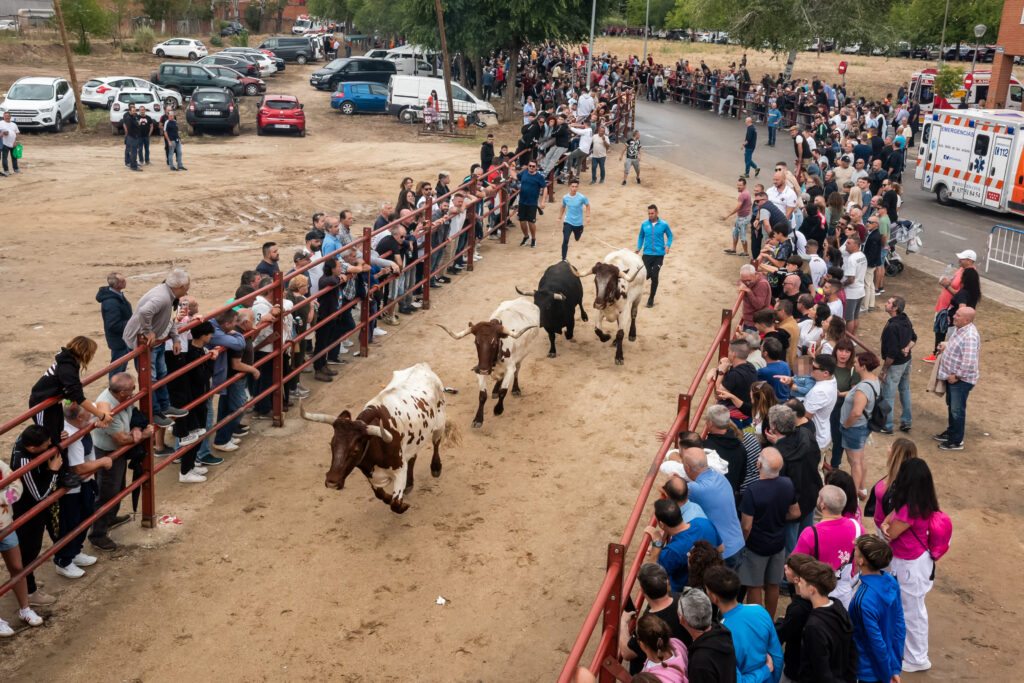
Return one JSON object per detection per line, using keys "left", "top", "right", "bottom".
{"left": 342, "top": 340, "right": 355, "bottom": 347}
{"left": 230, "top": 437, "right": 242, "bottom": 445}
{"left": 180, "top": 429, "right": 205, "bottom": 446}
{"left": 55, "top": 562, "right": 85, "bottom": 579}
{"left": 336, "top": 346, "right": 349, "bottom": 354}
{"left": 0, "top": 619, "right": 13, "bottom": 637}
{"left": 72, "top": 552, "right": 97, "bottom": 567}
{"left": 179, "top": 470, "right": 207, "bottom": 483}
{"left": 213, "top": 441, "right": 239, "bottom": 452}
{"left": 19, "top": 608, "right": 43, "bottom": 627}
{"left": 192, "top": 465, "right": 209, "bottom": 475}
{"left": 373, "top": 328, "right": 387, "bottom": 337}
{"left": 474, "top": 252, "right": 482, "bottom": 260}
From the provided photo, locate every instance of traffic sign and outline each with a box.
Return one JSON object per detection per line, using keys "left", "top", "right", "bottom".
{"left": 838, "top": 61, "right": 848, "bottom": 75}
{"left": 964, "top": 72, "right": 974, "bottom": 90}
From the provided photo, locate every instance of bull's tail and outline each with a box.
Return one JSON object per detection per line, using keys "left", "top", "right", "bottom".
{"left": 443, "top": 417, "right": 463, "bottom": 447}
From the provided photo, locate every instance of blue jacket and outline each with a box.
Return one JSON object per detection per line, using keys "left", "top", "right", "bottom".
{"left": 721, "top": 603, "right": 783, "bottom": 683}
{"left": 96, "top": 286, "right": 132, "bottom": 348}
{"left": 849, "top": 573, "right": 905, "bottom": 683}
{"left": 208, "top": 319, "right": 246, "bottom": 394}
{"left": 637, "top": 219, "right": 673, "bottom": 256}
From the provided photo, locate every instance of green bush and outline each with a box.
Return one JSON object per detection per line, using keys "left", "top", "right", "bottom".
{"left": 210, "top": 34, "right": 223, "bottom": 47}
{"left": 133, "top": 26, "right": 156, "bottom": 52}
{"left": 244, "top": 5, "right": 261, "bottom": 31}
{"left": 230, "top": 29, "right": 249, "bottom": 47}
{"left": 215, "top": 18, "right": 229, "bottom": 33}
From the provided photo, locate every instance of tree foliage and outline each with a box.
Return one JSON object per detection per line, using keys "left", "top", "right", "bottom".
{"left": 934, "top": 64, "right": 964, "bottom": 98}
{"left": 625, "top": 0, "right": 676, "bottom": 28}
{"left": 889, "top": 0, "right": 1001, "bottom": 47}
{"left": 61, "top": 0, "right": 110, "bottom": 53}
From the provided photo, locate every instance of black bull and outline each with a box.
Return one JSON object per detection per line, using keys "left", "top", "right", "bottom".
{"left": 516, "top": 261, "right": 588, "bottom": 357}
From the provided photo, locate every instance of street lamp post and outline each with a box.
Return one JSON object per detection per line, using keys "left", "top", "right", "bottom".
{"left": 585, "top": 0, "right": 596, "bottom": 88}
{"left": 641, "top": 0, "right": 650, "bottom": 65}
{"left": 970, "top": 23, "right": 987, "bottom": 90}
{"left": 937, "top": 0, "right": 950, "bottom": 65}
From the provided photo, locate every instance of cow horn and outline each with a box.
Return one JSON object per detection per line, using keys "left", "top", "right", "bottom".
{"left": 436, "top": 323, "right": 472, "bottom": 340}
{"left": 364, "top": 424, "right": 393, "bottom": 443}
{"left": 568, "top": 263, "right": 594, "bottom": 278}
{"left": 515, "top": 286, "right": 536, "bottom": 297}
{"left": 503, "top": 324, "right": 537, "bottom": 339}
{"left": 299, "top": 401, "right": 336, "bottom": 425}
{"left": 552, "top": 293, "right": 566, "bottom": 301}
{"left": 623, "top": 267, "right": 643, "bottom": 283}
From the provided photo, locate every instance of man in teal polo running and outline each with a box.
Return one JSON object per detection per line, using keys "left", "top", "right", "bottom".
{"left": 636, "top": 204, "right": 673, "bottom": 308}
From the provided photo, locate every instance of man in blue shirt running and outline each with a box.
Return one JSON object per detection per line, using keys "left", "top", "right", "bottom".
{"left": 636, "top": 204, "right": 673, "bottom": 307}
{"left": 517, "top": 160, "right": 547, "bottom": 248}
{"left": 558, "top": 179, "right": 590, "bottom": 261}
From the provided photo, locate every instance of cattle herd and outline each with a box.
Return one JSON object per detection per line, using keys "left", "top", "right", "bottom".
{"left": 303, "top": 254, "right": 653, "bottom": 513}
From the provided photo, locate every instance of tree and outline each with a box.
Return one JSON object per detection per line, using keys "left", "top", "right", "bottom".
{"left": 108, "top": 0, "right": 134, "bottom": 46}
{"left": 934, "top": 64, "right": 964, "bottom": 98}
{"left": 889, "top": 0, "right": 1001, "bottom": 55}
{"left": 61, "top": 0, "right": 110, "bottom": 53}
{"left": 625, "top": 0, "right": 675, "bottom": 28}
{"left": 138, "top": 0, "right": 176, "bottom": 33}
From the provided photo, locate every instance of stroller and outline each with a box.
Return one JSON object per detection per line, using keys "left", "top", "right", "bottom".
{"left": 884, "top": 219, "right": 923, "bottom": 275}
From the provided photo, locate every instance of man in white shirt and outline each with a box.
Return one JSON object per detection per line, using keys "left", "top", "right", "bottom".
{"left": 576, "top": 88, "right": 595, "bottom": 119}
{"left": 795, "top": 355, "right": 838, "bottom": 451}
{"left": 766, "top": 171, "right": 797, "bottom": 223}
{"left": 0, "top": 111, "right": 20, "bottom": 175}
{"left": 841, "top": 235, "right": 868, "bottom": 335}
{"left": 806, "top": 240, "right": 827, "bottom": 288}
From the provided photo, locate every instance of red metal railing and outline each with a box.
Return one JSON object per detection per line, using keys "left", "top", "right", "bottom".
{"left": 559, "top": 292, "right": 744, "bottom": 683}
{"left": 0, "top": 95, "right": 637, "bottom": 602}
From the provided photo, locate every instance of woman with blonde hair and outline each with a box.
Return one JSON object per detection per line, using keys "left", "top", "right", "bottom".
{"left": 868, "top": 437, "right": 917, "bottom": 530}
{"left": 844, "top": 185, "right": 864, "bottom": 213}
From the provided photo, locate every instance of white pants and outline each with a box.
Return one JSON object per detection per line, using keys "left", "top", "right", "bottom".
{"left": 830, "top": 569, "right": 857, "bottom": 610}
{"left": 890, "top": 551, "right": 934, "bottom": 671}
{"left": 864, "top": 267, "right": 877, "bottom": 309}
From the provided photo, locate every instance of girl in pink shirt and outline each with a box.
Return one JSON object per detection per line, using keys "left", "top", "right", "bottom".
{"left": 869, "top": 437, "right": 917, "bottom": 529}
{"left": 636, "top": 614, "right": 688, "bottom": 683}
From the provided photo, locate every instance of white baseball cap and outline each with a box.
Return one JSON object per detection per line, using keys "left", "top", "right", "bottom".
{"left": 956, "top": 249, "right": 977, "bottom": 261}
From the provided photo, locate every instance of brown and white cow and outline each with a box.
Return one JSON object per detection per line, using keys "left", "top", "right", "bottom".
{"left": 300, "top": 363, "right": 459, "bottom": 514}
{"left": 437, "top": 297, "right": 539, "bottom": 428}
{"left": 575, "top": 249, "right": 647, "bottom": 365}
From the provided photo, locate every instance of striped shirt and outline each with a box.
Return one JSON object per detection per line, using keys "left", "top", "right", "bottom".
{"left": 938, "top": 322, "right": 980, "bottom": 385}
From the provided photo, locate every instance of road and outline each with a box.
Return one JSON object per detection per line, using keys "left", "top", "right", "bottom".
{"left": 633, "top": 100, "right": 1024, "bottom": 293}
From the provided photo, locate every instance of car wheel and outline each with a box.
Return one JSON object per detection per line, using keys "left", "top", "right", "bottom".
{"left": 296, "top": 54, "right": 307, "bottom": 65}
{"left": 245, "top": 83, "right": 259, "bottom": 96}
{"left": 111, "top": 123, "right": 120, "bottom": 136}
{"left": 341, "top": 101, "right": 355, "bottom": 115}
{"left": 156, "top": 49, "right": 165, "bottom": 57}
{"left": 935, "top": 184, "right": 951, "bottom": 205}
{"left": 231, "top": 123, "right": 240, "bottom": 136}
{"left": 188, "top": 52, "right": 197, "bottom": 60}
{"left": 53, "top": 113, "right": 62, "bottom": 133}
{"left": 257, "top": 125, "right": 265, "bottom": 136}
{"left": 70, "top": 108, "right": 78, "bottom": 123}
{"left": 190, "top": 125, "right": 200, "bottom": 136}
{"left": 399, "top": 108, "right": 416, "bottom": 124}
{"left": 299, "top": 127, "right": 306, "bottom": 137}
{"left": 164, "top": 96, "right": 177, "bottom": 109}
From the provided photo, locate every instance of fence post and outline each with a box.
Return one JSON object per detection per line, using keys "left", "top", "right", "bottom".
{"left": 598, "top": 543, "right": 626, "bottom": 683}
{"left": 423, "top": 194, "right": 433, "bottom": 311}
{"left": 360, "top": 227, "right": 371, "bottom": 358}
{"left": 720, "top": 308, "right": 733, "bottom": 360}
{"left": 466, "top": 177, "right": 478, "bottom": 272}
{"left": 271, "top": 271, "right": 285, "bottom": 427}
{"left": 137, "top": 341, "right": 155, "bottom": 528}
{"left": 677, "top": 393, "right": 692, "bottom": 440}
{"left": 500, "top": 176, "right": 509, "bottom": 245}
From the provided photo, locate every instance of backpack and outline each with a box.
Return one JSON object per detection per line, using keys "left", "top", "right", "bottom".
{"left": 911, "top": 510, "right": 953, "bottom": 562}
{"left": 864, "top": 382, "right": 891, "bottom": 433}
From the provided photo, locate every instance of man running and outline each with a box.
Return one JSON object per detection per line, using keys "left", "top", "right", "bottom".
{"left": 636, "top": 204, "right": 672, "bottom": 308}
{"left": 558, "top": 179, "right": 590, "bottom": 261}
{"left": 517, "top": 159, "right": 547, "bottom": 248}
{"left": 742, "top": 117, "right": 760, "bottom": 178}
{"left": 619, "top": 129, "right": 642, "bottom": 185}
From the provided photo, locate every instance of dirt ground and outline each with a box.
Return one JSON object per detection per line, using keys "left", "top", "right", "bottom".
{"left": 1, "top": 42, "right": 1023, "bottom": 682}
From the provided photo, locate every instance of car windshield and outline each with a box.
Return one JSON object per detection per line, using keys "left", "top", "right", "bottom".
{"left": 194, "top": 92, "right": 229, "bottom": 104}
{"left": 264, "top": 100, "right": 296, "bottom": 110}
{"left": 325, "top": 59, "right": 346, "bottom": 70}
{"left": 120, "top": 92, "right": 154, "bottom": 104}
{"left": 7, "top": 83, "right": 53, "bottom": 100}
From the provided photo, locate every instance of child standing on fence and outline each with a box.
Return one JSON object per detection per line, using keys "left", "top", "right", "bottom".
{"left": 165, "top": 322, "right": 219, "bottom": 483}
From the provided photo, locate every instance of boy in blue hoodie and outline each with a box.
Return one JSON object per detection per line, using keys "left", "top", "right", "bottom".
{"left": 849, "top": 535, "right": 905, "bottom": 683}
{"left": 706, "top": 565, "right": 783, "bottom": 683}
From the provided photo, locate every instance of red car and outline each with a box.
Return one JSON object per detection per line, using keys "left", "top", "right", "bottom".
{"left": 257, "top": 94, "right": 306, "bottom": 137}
{"left": 203, "top": 65, "right": 266, "bottom": 97}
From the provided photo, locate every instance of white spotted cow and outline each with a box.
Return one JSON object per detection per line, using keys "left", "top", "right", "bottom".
{"left": 437, "top": 297, "right": 539, "bottom": 428}
{"left": 576, "top": 249, "right": 647, "bottom": 365}
{"left": 300, "top": 363, "right": 459, "bottom": 514}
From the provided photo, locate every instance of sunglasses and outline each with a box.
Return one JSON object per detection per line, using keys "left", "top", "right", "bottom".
{"left": 811, "top": 365, "right": 822, "bottom": 371}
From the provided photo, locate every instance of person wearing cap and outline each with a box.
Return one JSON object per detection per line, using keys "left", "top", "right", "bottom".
{"left": 924, "top": 249, "right": 977, "bottom": 362}
{"left": 834, "top": 154, "right": 854, "bottom": 188}
{"left": 935, "top": 306, "right": 980, "bottom": 450}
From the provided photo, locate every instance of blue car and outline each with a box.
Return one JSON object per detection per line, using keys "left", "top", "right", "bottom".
{"left": 330, "top": 81, "right": 389, "bottom": 115}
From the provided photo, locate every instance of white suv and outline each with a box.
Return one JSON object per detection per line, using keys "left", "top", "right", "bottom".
{"left": 0, "top": 76, "right": 78, "bottom": 132}
{"left": 152, "top": 38, "right": 208, "bottom": 59}
{"left": 82, "top": 76, "right": 184, "bottom": 110}
{"left": 108, "top": 88, "right": 163, "bottom": 134}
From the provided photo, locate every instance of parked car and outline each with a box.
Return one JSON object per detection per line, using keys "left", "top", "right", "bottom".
{"left": 330, "top": 81, "right": 388, "bottom": 114}
{"left": 364, "top": 48, "right": 391, "bottom": 59}
{"left": 185, "top": 87, "right": 240, "bottom": 135}
{"left": 108, "top": 87, "right": 163, "bottom": 133}
{"left": 256, "top": 94, "right": 305, "bottom": 136}
{"left": 214, "top": 48, "right": 274, "bottom": 75}
{"left": 220, "top": 21, "right": 245, "bottom": 36}
{"left": 255, "top": 36, "right": 314, "bottom": 63}
{"left": 152, "top": 38, "right": 208, "bottom": 60}
{"left": 223, "top": 46, "right": 283, "bottom": 73}
{"left": 309, "top": 57, "right": 396, "bottom": 91}
{"left": 150, "top": 63, "right": 243, "bottom": 97}
{"left": 82, "top": 76, "right": 183, "bottom": 110}
{"left": 840, "top": 43, "right": 860, "bottom": 54}
{"left": 0, "top": 76, "right": 77, "bottom": 131}
{"left": 0, "top": 19, "right": 18, "bottom": 31}
{"left": 386, "top": 55, "right": 435, "bottom": 76}
{"left": 203, "top": 65, "right": 266, "bottom": 96}
{"left": 195, "top": 53, "right": 259, "bottom": 78}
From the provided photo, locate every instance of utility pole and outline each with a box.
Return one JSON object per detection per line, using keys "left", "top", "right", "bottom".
{"left": 432, "top": 0, "right": 456, "bottom": 131}
{"left": 585, "top": 0, "right": 596, "bottom": 87}
{"left": 51, "top": 0, "right": 86, "bottom": 131}
{"left": 937, "top": 0, "right": 950, "bottom": 65}
{"left": 641, "top": 0, "right": 650, "bottom": 65}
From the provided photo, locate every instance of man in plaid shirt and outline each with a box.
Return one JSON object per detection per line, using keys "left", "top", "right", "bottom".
{"left": 935, "top": 307, "right": 980, "bottom": 451}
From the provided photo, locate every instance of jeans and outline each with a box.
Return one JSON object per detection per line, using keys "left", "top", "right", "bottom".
{"left": 108, "top": 339, "right": 130, "bottom": 379}
{"left": 195, "top": 399, "right": 215, "bottom": 461}
{"left": 881, "top": 361, "right": 913, "bottom": 430}
{"left": 215, "top": 379, "right": 247, "bottom": 445}
{"left": 136, "top": 135, "right": 150, "bottom": 164}
{"left": 828, "top": 400, "right": 845, "bottom": 468}
{"left": 565, "top": 148, "right": 587, "bottom": 177}
{"left": 743, "top": 147, "right": 758, "bottom": 174}
{"left": 167, "top": 139, "right": 182, "bottom": 169}
{"left": 591, "top": 156, "right": 606, "bottom": 182}
{"left": 151, "top": 346, "right": 170, "bottom": 412}
{"left": 89, "top": 447, "right": 128, "bottom": 542}
{"left": 0, "top": 145, "right": 18, "bottom": 173}
{"left": 540, "top": 145, "right": 567, "bottom": 175}
{"left": 53, "top": 480, "right": 97, "bottom": 567}
{"left": 718, "top": 95, "right": 734, "bottom": 115}
{"left": 561, "top": 222, "right": 584, "bottom": 260}
{"left": 768, "top": 125, "right": 777, "bottom": 146}
{"left": 124, "top": 135, "right": 138, "bottom": 169}
{"left": 943, "top": 380, "right": 974, "bottom": 444}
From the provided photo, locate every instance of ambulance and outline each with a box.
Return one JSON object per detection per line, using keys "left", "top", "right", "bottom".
{"left": 908, "top": 69, "right": 1024, "bottom": 123}
{"left": 916, "top": 108, "right": 1024, "bottom": 214}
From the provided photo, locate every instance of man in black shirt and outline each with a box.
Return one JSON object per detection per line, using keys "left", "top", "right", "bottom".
{"left": 711, "top": 338, "right": 758, "bottom": 421}
{"left": 878, "top": 295, "right": 916, "bottom": 434}
{"left": 9, "top": 424, "right": 60, "bottom": 606}
{"left": 480, "top": 133, "right": 494, "bottom": 171}
{"left": 163, "top": 109, "right": 185, "bottom": 171}
{"left": 123, "top": 103, "right": 141, "bottom": 172}
{"left": 255, "top": 241, "right": 280, "bottom": 276}
{"left": 136, "top": 105, "right": 153, "bottom": 166}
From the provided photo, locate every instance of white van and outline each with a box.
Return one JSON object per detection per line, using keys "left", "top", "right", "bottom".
{"left": 388, "top": 55, "right": 435, "bottom": 76}
{"left": 388, "top": 74, "right": 496, "bottom": 123}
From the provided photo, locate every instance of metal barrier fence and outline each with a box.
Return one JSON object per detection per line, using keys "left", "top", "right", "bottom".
{"left": 986, "top": 225, "right": 1024, "bottom": 273}
{"left": 646, "top": 79, "right": 821, "bottom": 130}
{"left": 0, "top": 94, "right": 636, "bottom": 602}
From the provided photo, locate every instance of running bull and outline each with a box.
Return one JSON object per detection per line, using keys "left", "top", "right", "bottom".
{"left": 575, "top": 249, "right": 647, "bottom": 365}
{"left": 516, "top": 260, "right": 588, "bottom": 358}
